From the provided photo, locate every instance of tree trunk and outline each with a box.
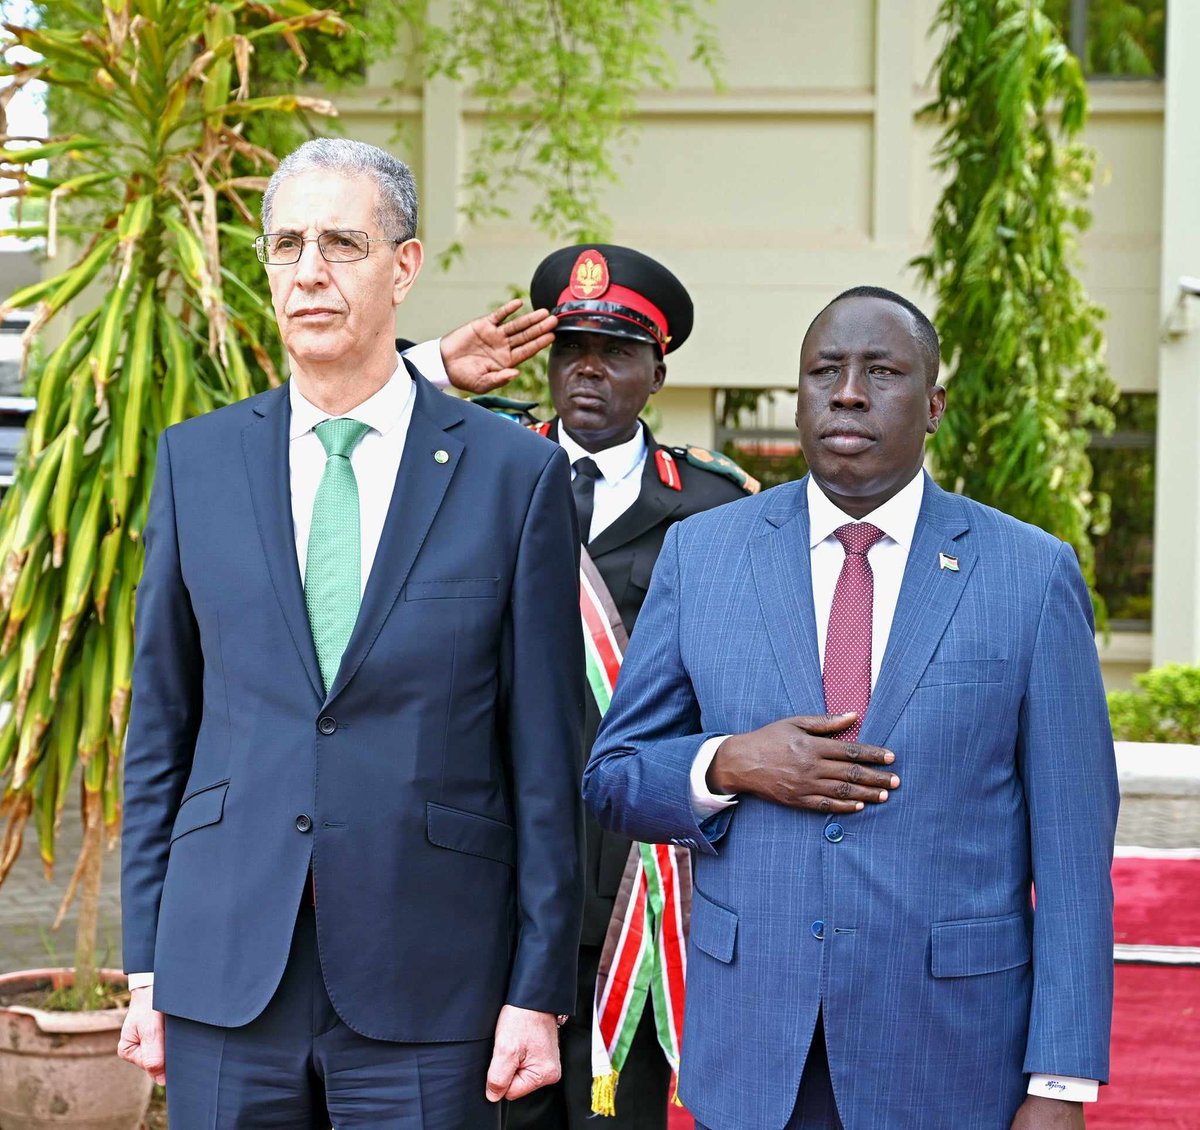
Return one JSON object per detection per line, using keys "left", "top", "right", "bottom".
{"left": 72, "top": 789, "right": 104, "bottom": 1005}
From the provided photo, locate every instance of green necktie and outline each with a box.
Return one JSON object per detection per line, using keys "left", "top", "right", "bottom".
{"left": 305, "top": 417, "right": 373, "bottom": 693}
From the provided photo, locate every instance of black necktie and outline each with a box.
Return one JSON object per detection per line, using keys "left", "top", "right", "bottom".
{"left": 572, "top": 457, "right": 602, "bottom": 544}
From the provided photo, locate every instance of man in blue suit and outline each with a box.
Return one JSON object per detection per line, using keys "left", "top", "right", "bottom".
{"left": 117, "top": 138, "right": 585, "bottom": 1128}
{"left": 584, "top": 287, "right": 1119, "bottom": 1130}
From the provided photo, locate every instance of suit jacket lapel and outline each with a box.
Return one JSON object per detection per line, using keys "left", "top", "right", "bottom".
{"left": 749, "top": 478, "right": 826, "bottom": 716}
{"left": 326, "top": 370, "right": 466, "bottom": 702}
{"left": 859, "top": 477, "right": 976, "bottom": 746}
{"left": 242, "top": 384, "right": 325, "bottom": 702}
{"left": 586, "top": 428, "right": 683, "bottom": 558}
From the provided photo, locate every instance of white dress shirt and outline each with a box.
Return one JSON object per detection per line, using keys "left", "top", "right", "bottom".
{"left": 558, "top": 424, "right": 648, "bottom": 542}
{"left": 288, "top": 360, "right": 415, "bottom": 592}
{"left": 686, "top": 470, "right": 1097, "bottom": 1103}
{"left": 807, "top": 471, "right": 924, "bottom": 682}
{"left": 690, "top": 470, "right": 925, "bottom": 817}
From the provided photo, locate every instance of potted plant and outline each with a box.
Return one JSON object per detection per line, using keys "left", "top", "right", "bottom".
{"left": 0, "top": 3, "right": 343, "bottom": 1125}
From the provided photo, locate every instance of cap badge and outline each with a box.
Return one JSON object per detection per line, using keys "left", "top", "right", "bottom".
{"left": 569, "top": 250, "right": 610, "bottom": 300}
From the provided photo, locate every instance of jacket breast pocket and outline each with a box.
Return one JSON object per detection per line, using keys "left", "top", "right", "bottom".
{"left": 404, "top": 578, "right": 499, "bottom": 601}
{"left": 691, "top": 885, "right": 738, "bottom": 964}
{"left": 426, "top": 802, "right": 515, "bottom": 866}
{"left": 170, "top": 780, "right": 230, "bottom": 844}
{"left": 917, "top": 658, "right": 1006, "bottom": 689}
{"left": 931, "top": 911, "right": 1031, "bottom": 978}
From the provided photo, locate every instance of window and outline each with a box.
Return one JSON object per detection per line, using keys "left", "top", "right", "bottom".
{"left": 1091, "top": 393, "right": 1156, "bottom": 629}
{"left": 1044, "top": 0, "right": 1167, "bottom": 78}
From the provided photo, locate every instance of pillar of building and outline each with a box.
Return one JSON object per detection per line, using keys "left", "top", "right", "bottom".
{"left": 1150, "top": 0, "right": 1200, "bottom": 666}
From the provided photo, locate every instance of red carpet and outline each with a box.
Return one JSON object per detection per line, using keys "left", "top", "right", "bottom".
{"left": 1092, "top": 850, "right": 1200, "bottom": 1129}
{"left": 665, "top": 851, "right": 1200, "bottom": 1129}
{"left": 1093, "top": 964, "right": 1200, "bottom": 1129}
{"left": 1112, "top": 854, "right": 1200, "bottom": 948}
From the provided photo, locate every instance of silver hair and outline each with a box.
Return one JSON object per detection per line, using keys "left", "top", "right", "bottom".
{"left": 261, "top": 138, "right": 419, "bottom": 240}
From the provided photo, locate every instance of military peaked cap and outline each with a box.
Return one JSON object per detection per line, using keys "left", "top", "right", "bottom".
{"left": 530, "top": 244, "right": 693, "bottom": 355}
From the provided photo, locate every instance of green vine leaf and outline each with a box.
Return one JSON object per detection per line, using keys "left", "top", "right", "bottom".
{"left": 913, "top": 0, "right": 1117, "bottom": 620}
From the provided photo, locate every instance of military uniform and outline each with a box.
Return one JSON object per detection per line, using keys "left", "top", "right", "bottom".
{"left": 507, "top": 245, "right": 757, "bottom": 1130}
{"left": 508, "top": 420, "right": 753, "bottom": 1130}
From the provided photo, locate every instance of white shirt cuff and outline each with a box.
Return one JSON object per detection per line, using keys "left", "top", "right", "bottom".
{"left": 400, "top": 338, "right": 449, "bottom": 388}
{"left": 1027, "top": 1075, "right": 1099, "bottom": 1102}
{"left": 126, "top": 971, "right": 154, "bottom": 991}
{"left": 690, "top": 736, "right": 738, "bottom": 819}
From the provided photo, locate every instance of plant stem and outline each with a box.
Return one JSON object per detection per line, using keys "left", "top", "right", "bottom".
{"left": 72, "top": 789, "right": 103, "bottom": 1004}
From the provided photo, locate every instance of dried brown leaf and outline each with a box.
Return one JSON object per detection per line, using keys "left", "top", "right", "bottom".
{"left": 233, "top": 35, "right": 253, "bottom": 101}
{"left": 220, "top": 183, "right": 259, "bottom": 226}
{"left": 294, "top": 95, "right": 337, "bottom": 116}
{"left": 0, "top": 793, "right": 32, "bottom": 887}
{"left": 181, "top": 48, "right": 217, "bottom": 92}
{"left": 282, "top": 28, "right": 308, "bottom": 74}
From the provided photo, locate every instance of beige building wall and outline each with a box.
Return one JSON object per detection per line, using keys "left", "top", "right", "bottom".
{"left": 333, "top": 0, "right": 1185, "bottom": 686}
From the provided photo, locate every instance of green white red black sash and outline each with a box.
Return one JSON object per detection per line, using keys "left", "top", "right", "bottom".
{"left": 579, "top": 550, "right": 624, "bottom": 715}
{"left": 579, "top": 548, "right": 691, "bottom": 1116}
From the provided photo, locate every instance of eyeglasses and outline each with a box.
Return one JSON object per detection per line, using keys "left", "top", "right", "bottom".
{"left": 254, "top": 230, "right": 403, "bottom": 265}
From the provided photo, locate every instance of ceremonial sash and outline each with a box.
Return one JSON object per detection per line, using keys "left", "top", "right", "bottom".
{"left": 580, "top": 549, "right": 691, "bottom": 1117}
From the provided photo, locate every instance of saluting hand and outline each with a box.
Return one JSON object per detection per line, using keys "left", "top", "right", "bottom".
{"left": 708, "top": 713, "right": 899, "bottom": 812}
{"left": 441, "top": 299, "right": 557, "bottom": 393}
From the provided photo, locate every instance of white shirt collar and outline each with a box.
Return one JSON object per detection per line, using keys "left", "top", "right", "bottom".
{"left": 558, "top": 421, "right": 647, "bottom": 485}
{"left": 807, "top": 469, "right": 926, "bottom": 550}
{"left": 288, "top": 354, "right": 412, "bottom": 440}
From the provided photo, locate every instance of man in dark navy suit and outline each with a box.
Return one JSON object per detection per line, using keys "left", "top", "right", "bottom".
{"left": 118, "top": 138, "right": 585, "bottom": 1129}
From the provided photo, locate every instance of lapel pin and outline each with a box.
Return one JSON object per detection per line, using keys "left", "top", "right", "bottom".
{"left": 938, "top": 552, "right": 960, "bottom": 572}
{"left": 433, "top": 449, "right": 449, "bottom": 464}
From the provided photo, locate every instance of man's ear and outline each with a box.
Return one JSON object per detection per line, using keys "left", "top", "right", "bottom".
{"left": 927, "top": 384, "right": 947, "bottom": 434}
{"left": 650, "top": 358, "right": 667, "bottom": 395}
{"left": 392, "top": 238, "right": 424, "bottom": 307}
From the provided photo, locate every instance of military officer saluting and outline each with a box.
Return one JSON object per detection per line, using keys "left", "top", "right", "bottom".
{"left": 527, "top": 244, "right": 756, "bottom": 631}
{"left": 506, "top": 244, "right": 757, "bottom": 1130}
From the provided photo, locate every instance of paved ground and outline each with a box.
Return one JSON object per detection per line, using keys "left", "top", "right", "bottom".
{"left": 0, "top": 803, "right": 124, "bottom": 974}
{"left": 1113, "top": 742, "right": 1200, "bottom": 849}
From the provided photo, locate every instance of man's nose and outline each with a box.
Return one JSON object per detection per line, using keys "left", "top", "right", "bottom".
{"left": 294, "top": 240, "right": 329, "bottom": 286}
{"left": 575, "top": 350, "right": 606, "bottom": 378}
{"left": 830, "top": 364, "right": 869, "bottom": 409}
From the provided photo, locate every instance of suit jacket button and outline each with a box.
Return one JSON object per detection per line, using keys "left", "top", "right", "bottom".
{"left": 295, "top": 814, "right": 312, "bottom": 833}
{"left": 811, "top": 920, "right": 825, "bottom": 940}
{"left": 317, "top": 716, "right": 336, "bottom": 735}
{"left": 823, "top": 822, "right": 845, "bottom": 843}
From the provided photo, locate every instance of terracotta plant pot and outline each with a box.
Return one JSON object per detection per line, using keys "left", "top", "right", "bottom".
{"left": 0, "top": 968, "right": 153, "bottom": 1130}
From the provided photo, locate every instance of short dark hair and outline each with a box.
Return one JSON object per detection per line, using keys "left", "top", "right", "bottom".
{"left": 808, "top": 285, "right": 941, "bottom": 382}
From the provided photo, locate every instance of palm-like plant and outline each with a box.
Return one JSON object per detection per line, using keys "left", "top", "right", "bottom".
{"left": 0, "top": 0, "right": 344, "bottom": 1004}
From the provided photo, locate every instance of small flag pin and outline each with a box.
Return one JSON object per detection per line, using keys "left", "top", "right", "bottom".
{"left": 433, "top": 449, "right": 449, "bottom": 464}
{"left": 938, "top": 552, "right": 960, "bottom": 572}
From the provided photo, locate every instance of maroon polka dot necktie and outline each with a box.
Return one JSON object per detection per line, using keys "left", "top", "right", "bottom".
{"left": 823, "top": 522, "right": 886, "bottom": 741}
